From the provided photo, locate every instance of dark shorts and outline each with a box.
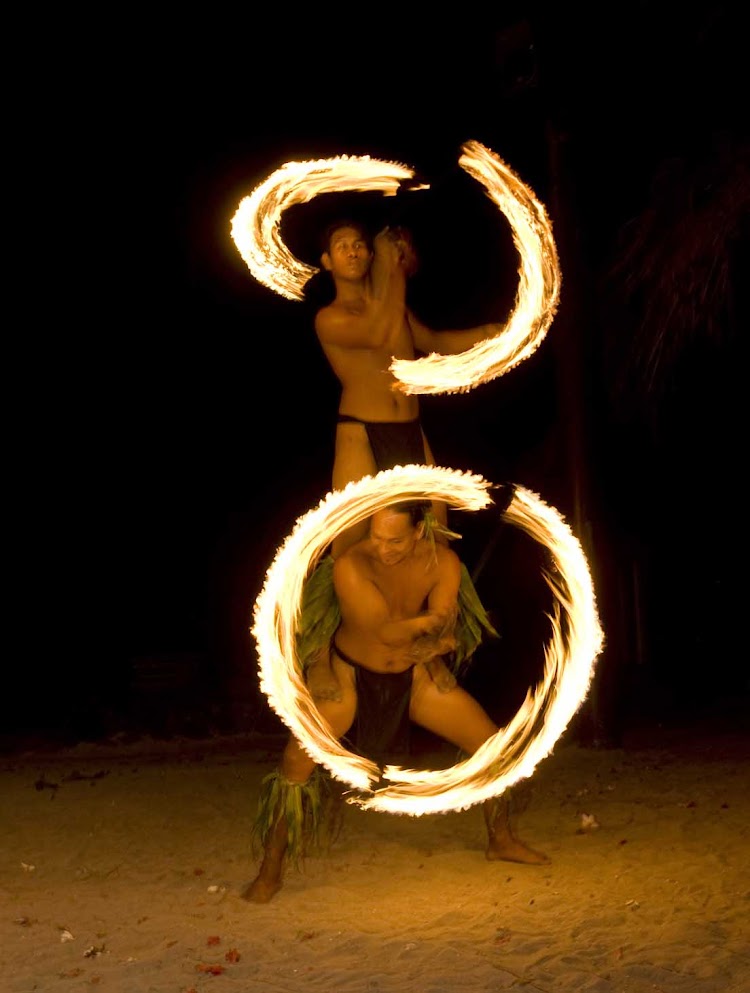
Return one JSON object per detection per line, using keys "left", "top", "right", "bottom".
{"left": 333, "top": 640, "right": 413, "bottom": 764}
{"left": 337, "top": 415, "right": 428, "bottom": 471}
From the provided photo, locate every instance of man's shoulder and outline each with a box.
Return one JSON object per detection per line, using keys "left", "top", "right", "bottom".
{"left": 431, "top": 538, "right": 459, "bottom": 558}
{"left": 432, "top": 542, "right": 462, "bottom": 572}
{"left": 334, "top": 545, "right": 371, "bottom": 573}
{"left": 314, "top": 299, "right": 359, "bottom": 340}
{"left": 314, "top": 300, "right": 335, "bottom": 329}
{"left": 333, "top": 546, "right": 375, "bottom": 592}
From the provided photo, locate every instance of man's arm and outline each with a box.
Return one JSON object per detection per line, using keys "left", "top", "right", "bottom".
{"left": 332, "top": 552, "right": 459, "bottom": 650}
{"left": 405, "top": 549, "right": 461, "bottom": 664}
{"left": 407, "top": 307, "right": 502, "bottom": 356}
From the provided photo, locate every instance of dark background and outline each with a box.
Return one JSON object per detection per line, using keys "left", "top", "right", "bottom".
{"left": 11, "top": 6, "right": 747, "bottom": 751}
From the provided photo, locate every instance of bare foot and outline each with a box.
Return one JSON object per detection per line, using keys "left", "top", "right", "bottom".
{"left": 241, "top": 874, "right": 282, "bottom": 904}
{"left": 486, "top": 836, "right": 550, "bottom": 866}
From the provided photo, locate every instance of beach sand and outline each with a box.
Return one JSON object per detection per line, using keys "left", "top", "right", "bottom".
{"left": 2, "top": 720, "right": 748, "bottom": 993}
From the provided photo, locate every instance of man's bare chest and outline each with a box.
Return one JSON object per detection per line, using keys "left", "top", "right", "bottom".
{"left": 371, "top": 563, "right": 434, "bottom": 618}
{"left": 338, "top": 302, "right": 413, "bottom": 354}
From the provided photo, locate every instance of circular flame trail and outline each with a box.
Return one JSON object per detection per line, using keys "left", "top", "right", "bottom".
{"left": 252, "top": 466, "right": 604, "bottom": 815}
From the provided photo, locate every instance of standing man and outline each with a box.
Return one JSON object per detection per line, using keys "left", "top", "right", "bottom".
{"left": 304, "top": 216, "right": 502, "bottom": 702}
{"left": 314, "top": 217, "right": 502, "bottom": 557}
{"left": 243, "top": 502, "right": 549, "bottom": 905}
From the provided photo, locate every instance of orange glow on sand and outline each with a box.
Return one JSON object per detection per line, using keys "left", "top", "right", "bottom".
{"left": 252, "top": 467, "right": 604, "bottom": 815}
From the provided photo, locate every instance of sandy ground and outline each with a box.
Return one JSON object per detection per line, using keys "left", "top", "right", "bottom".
{"left": 1, "top": 721, "right": 748, "bottom": 993}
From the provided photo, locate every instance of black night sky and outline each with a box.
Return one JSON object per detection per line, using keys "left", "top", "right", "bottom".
{"left": 12, "top": 8, "right": 747, "bottom": 751}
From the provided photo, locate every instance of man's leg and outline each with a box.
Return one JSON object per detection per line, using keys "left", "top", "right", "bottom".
{"left": 421, "top": 432, "right": 449, "bottom": 532}
{"left": 331, "top": 422, "right": 378, "bottom": 558}
{"left": 423, "top": 656, "right": 457, "bottom": 692}
{"left": 483, "top": 791, "right": 550, "bottom": 865}
{"left": 241, "top": 735, "right": 317, "bottom": 904}
{"left": 242, "top": 663, "right": 357, "bottom": 904}
{"left": 306, "top": 645, "right": 343, "bottom": 702}
{"left": 409, "top": 669, "right": 550, "bottom": 866}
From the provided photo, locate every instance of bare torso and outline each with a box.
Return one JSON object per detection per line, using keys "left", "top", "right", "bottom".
{"left": 314, "top": 227, "right": 443, "bottom": 551}
{"left": 316, "top": 299, "right": 419, "bottom": 422}
{"left": 333, "top": 539, "right": 454, "bottom": 674}
{"left": 321, "top": 301, "right": 431, "bottom": 491}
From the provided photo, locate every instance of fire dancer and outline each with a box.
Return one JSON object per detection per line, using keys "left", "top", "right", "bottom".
{"left": 243, "top": 501, "right": 549, "bottom": 905}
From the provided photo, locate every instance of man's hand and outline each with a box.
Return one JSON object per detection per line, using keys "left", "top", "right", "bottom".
{"left": 381, "top": 226, "right": 419, "bottom": 277}
{"left": 406, "top": 630, "right": 456, "bottom": 665}
{"left": 423, "top": 607, "right": 458, "bottom": 639}
{"left": 423, "top": 656, "right": 458, "bottom": 693}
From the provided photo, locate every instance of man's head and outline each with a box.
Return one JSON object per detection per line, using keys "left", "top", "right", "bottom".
{"left": 320, "top": 219, "right": 373, "bottom": 281}
{"left": 368, "top": 501, "right": 429, "bottom": 566}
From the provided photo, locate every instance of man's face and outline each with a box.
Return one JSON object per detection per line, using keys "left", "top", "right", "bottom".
{"left": 322, "top": 226, "right": 372, "bottom": 279}
{"left": 369, "top": 510, "right": 420, "bottom": 566}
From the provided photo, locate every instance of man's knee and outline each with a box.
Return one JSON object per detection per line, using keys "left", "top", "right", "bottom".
{"left": 281, "top": 738, "right": 317, "bottom": 783}
{"left": 307, "top": 653, "right": 344, "bottom": 704}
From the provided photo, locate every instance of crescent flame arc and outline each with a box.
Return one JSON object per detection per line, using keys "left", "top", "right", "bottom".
{"left": 390, "top": 140, "right": 562, "bottom": 396}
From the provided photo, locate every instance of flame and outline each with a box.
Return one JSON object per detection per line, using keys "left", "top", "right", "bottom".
{"left": 252, "top": 466, "right": 493, "bottom": 792}
{"left": 230, "top": 154, "right": 424, "bottom": 301}
{"left": 237, "top": 142, "right": 601, "bottom": 817}
{"left": 251, "top": 466, "right": 604, "bottom": 815}
{"left": 390, "top": 140, "right": 561, "bottom": 396}
{"left": 230, "top": 140, "right": 560, "bottom": 396}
